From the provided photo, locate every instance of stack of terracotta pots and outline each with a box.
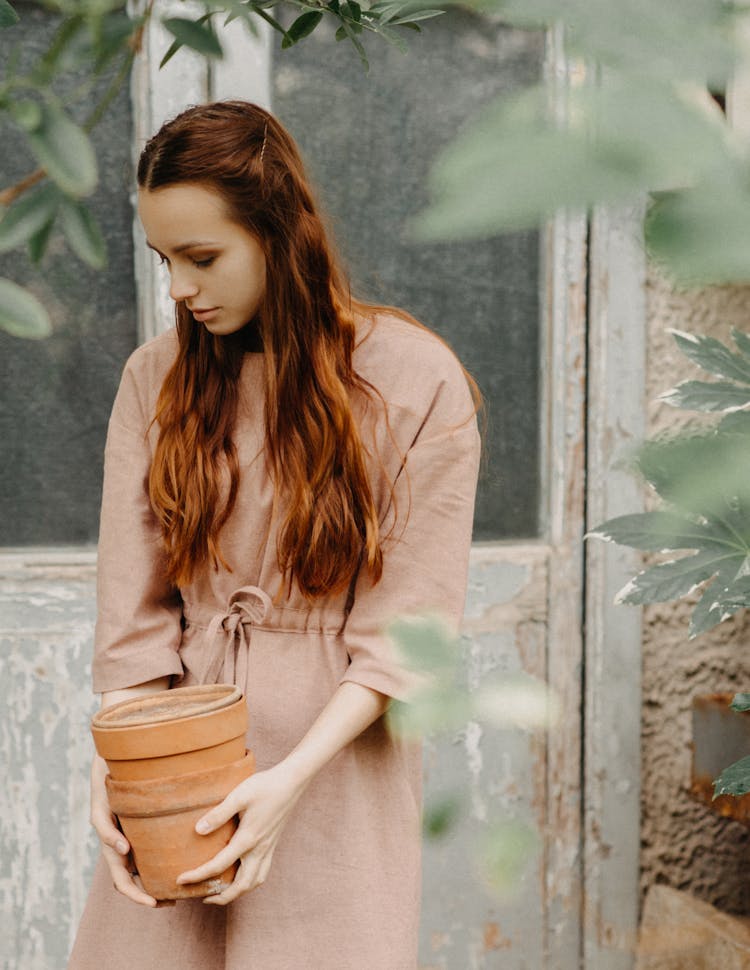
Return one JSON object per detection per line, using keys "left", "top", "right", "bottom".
{"left": 91, "top": 684, "right": 255, "bottom": 900}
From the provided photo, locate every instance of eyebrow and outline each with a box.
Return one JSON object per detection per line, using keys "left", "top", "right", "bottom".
{"left": 146, "top": 240, "right": 220, "bottom": 255}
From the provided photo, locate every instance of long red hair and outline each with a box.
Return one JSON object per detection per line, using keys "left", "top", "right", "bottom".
{"left": 137, "top": 101, "right": 480, "bottom": 599}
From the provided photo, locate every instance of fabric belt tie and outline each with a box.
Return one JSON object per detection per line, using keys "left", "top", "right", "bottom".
{"left": 199, "top": 584, "right": 272, "bottom": 687}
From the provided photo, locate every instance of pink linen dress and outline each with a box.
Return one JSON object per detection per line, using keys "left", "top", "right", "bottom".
{"left": 67, "top": 311, "right": 480, "bottom": 970}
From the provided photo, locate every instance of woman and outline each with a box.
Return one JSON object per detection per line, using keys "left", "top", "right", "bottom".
{"left": 68, "top": 100, "right": 481, "bottom": 970}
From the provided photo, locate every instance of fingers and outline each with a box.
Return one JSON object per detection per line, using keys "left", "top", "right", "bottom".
{"left": 194, "top": 788, "right": 242, "bottom": 836}
{"left": 90, "top": 757, "right": 155, "bottom": 907}
{"left": 177, "top": 837, "right": 240, "bottom": 886}
{"left": 203, "top": 848, "right": 274, "bottom": 906}
{"left": 101, "top": 843, "right": 158, "bottom": 908}
{"left": 90, "top": 806, "right": 130, "bottom": 857}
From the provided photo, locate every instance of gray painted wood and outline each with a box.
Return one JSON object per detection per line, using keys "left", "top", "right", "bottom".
{"left": 584, "top": 202, "right": 646, "bottom": 969}
{"left": 0, "top": 550, "right": 98, "bottom": 970}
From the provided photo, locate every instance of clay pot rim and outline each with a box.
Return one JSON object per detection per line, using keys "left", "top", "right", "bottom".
{"left": 106, "top": 750, "right": 256, "bottom": 817}
{"left": 92, "top": 684, "right": 242, "bottom": 730}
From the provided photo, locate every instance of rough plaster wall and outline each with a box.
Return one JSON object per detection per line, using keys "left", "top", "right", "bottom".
{"left": 641, "top": 268, "right": 750, "bottom": 914}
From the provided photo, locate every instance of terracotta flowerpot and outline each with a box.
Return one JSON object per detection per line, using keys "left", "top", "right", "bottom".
{"left": 90, "top": 685, "right": 256, "bottom": 899}
{"left": 106, "top": 751, "right": 256, "bottom": 899}
{"left": 91, "top": 684, "right": 247, "bottom": 780}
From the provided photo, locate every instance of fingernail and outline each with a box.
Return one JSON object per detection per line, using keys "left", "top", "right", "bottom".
{"left": 196, "top": 819, "right": 209, "bottom": 834}
{"left": 116, "top": 839, "right": 128, "bottom": 854}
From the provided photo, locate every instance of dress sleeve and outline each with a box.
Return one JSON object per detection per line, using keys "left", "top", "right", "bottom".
{"left": 338, "top": 361, "right": 481, "bottom": 702}
{"left": 91, "top": 357, "right": 184, "bottom": 693}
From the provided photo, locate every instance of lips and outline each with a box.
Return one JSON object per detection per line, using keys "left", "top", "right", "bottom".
{"left": 189, "top": 307, "right": 220, "bottom": 321}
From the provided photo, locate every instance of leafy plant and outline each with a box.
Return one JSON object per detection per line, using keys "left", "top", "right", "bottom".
{"left": 588, "top": 329, "right": 750, "bottom": 639}
{"left": 0, "top": 0, "right": 443, "bottom": 339}
{"left": 582, "top": 329, "right": 750, "bottom": 798}
{"left": 413, "top": 0, "right": 750, "bottom": 287}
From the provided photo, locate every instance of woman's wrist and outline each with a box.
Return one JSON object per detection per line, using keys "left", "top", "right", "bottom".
{"left": 277, "top": 682, "right": 390, "bottom": 791}
{"left": 99, "top": 675, "right": 171, "bottom": 711}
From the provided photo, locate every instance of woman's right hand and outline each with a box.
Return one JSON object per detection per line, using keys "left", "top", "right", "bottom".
{"left": 90, "top": 753, "right": 158, "bottom": 907}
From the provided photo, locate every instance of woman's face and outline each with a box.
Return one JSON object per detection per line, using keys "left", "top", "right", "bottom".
{"left": 137, "top": 182, "right": 266, "bottom": 336}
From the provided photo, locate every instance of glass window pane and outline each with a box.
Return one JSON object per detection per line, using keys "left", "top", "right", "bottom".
{"left": 0, "top": 4, "right": 137, "bottom": 545}
{"left": 272, "top": 11, "right": 544, "bottom": 539}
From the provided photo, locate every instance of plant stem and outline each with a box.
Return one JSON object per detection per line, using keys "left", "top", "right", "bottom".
{"left": 0, "top": 0, "right": 156, "bottom": 207}
{"left": 0, "top": 168, "right": 45, "bottom": 208}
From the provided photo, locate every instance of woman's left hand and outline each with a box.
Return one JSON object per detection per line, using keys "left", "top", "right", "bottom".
{"left": 176, "top": 761, "right": 307, "bottom": 905}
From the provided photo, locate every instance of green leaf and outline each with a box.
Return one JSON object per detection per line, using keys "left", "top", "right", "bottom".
{"left": 340, "top": 0, "right": 362, "bottom": 19}
{"left": 0, "top": 183, "right": 60, "bottom": 253}
{"left": 587, "top": 510, "right": 730, "bottom": 553}
{"left": 0, "top": 0, "right": 19, "bottom": 27}
{"left": 281, "top": 10, "right": 323, "bottom": 47}
{"left": 27, "top": 101, "right": 97, "bottom": 197}
{"left": 413, "top": 77, "right": 729, "bottom": 242}
{"left": 9, "top": 99, "right": 43, "bottom": 133}
{"left": 658, "top": 380, "right": 750, "bottom": 412}
{"left": 614, "top": 548, "right": 742, "bottom": 606}
{"left": 646, "top": 180, "right": 750, "bottom": 286}
{"left": 27, "top": 217, "right": 55, "bottom": 264}
{"left": 0, "top": 278, "right": 52, "bottom": 339}
{"left": 388, "top": 8, "right": 443, "bottom": 23}
{"left": 688, "top": 563, "right": 750, "bottom": 637}
{"left": 386, "top": 614, "right": 461, "bottom": 675}
{"left": 634, "top": 431, "right": 750, "bottom": 523}
{"left": 478, "top": 820, "right": 538, "bottom": 897}
{"left": 718, "top": 411, "right": 750, "bottom": 435}
{"left": 669, "top": 329, "right": 750, "bottom": 385}
{"left": 422, "top": 795, "right": 462, "bottom": 839}
{"left": 59, "top": 199, "right": 107, "bottom": 268}
{"left": 732, "top": 329, "right": 750, "bottom": 362}
{"left": 386, "top": 685, "right": 474, "bottom": 739}
{"left": 372, "top": 21, "right": 409, "bottom": 51}
{"left": 337, "top": 15, "right": 369, "bottom": 68}
{"left": 159, "top": 36, "right": 183, "bottom": 68}
{"left": 731, "top": 693, "right": 750, "bottom": 713}
{"left": 701, "top": 573, "right": 750, "bottom": 617}
{"left": 90, "top": 12, "right": 138, "bottom": 73}
{"left": 471, "top": 0, "right": 736, "bottom": 87}
{"left": 162, "top": 16, "right": 224, "bottom": 59}
{"left": 713, "top": 755, "right": 750, "bottom": 798}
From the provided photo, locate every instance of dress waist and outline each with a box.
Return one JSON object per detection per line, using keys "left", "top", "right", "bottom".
{"left": 181, "top": 584, "right": 348, "bottom": 686}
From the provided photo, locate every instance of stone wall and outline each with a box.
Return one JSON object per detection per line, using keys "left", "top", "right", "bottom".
{"left": 640, "top": 269, "right": 750, "bottom": 914}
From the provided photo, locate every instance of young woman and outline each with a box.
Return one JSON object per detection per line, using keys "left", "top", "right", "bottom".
{"left": 68, "top": 100, "right": 481, "bottom": 970}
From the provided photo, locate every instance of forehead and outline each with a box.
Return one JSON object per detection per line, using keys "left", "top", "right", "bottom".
{"left": 137, "top": 183, "right": 233, "bottom": 247}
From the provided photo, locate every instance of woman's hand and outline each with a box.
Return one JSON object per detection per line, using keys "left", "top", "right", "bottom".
{"left": 89, "top": 753, "right": 158, "bottom": 908}
{"left": 176, "top": 761, "right": 308, "bottom": 905}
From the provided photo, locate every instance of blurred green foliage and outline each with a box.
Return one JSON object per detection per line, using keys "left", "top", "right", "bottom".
{"left": 0, "top": 0, "right": 443, "bottom": 338}
{"left": 414, "top": 0, "right": 750, "bottom": 289}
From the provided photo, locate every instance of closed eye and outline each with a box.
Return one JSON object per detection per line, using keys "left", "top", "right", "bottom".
{"left": 193, "top": 257, "right": 215, "bottom": 268}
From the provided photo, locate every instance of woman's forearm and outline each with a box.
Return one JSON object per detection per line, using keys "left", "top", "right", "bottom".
{"left": 99, "top": 676, "right": 171, "bottom": 711}
{"left": 281, "top": 681, "right": 391, "bottom": 790}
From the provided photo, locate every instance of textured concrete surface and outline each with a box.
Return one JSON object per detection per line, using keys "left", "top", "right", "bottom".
{"left": 636, "top": 885, "right": 750, "bottom": 969}
{"left": 640, "top": 269, "right": 750, "bottom": 915}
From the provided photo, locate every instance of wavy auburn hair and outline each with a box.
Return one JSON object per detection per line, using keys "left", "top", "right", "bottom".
{"left": 137, "top": 101, "right": 480, "bottom": 599}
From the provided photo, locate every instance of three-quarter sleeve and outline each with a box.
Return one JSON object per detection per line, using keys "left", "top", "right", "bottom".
{"left": 91, "top": 354, "right": 184, "bottom": 693}
{"left": 338, "top": 352, "right": 481, "bottom": 702}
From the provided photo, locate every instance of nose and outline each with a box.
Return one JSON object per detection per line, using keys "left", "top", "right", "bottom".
{"left": 168, "top": 266, "right": 199, "bottom": 302}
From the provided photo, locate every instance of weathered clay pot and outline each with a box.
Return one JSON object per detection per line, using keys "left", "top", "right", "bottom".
{"left": 91, "top": 684, "right": 247, "bottom": 781}
{"left": 90, "top": 685, "right": 255, "bottom": 899}
{"left": 106, "top": 750, "right": 256, "bottom": 899}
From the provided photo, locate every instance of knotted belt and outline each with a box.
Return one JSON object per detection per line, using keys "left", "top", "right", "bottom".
{"left": 198, "top": 584, "right": 272, "bottom": 687}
